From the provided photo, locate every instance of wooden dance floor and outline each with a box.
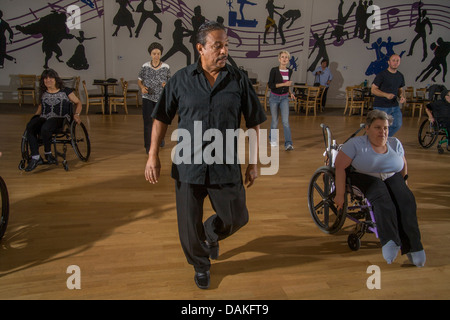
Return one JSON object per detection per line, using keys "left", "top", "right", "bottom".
{"left": 0, "top": 107, "right": 449, "bottom": 300}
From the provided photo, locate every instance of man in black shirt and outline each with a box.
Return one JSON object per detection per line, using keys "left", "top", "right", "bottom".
{"left": 371, "top": 54, "right": 406, "bottom": 136}
{"left": 144, "top": 21, "right": 266, "bottom": 289}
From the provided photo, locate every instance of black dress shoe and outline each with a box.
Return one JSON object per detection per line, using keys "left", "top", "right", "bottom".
{"left": 206, "top": 241, "right": 219, "bottom": 260}
{"left": 45, "top": 154, "right": 57, "bottom": 164}
{"left": 194, "top": 271, "right": 210, "bottom": 289}
{"left": 25, "top": 157, "right": 43, "bottom": 172}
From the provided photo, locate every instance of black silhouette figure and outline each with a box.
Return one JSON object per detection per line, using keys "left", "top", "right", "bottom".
{"left": 308, "top": 26, "right": 329, "bottom": 72}
{"left": 353, "top": 0, "right": 366, "bottom": 40}
{"left": 407, "top": 1, "right": 433, "bottom": 62}
{"left": 161, "top": 19, "right": 193, "bottom": 66}
{"left": 278, "top": 9, "right": 301, "bottom": 45}
{"left": 0, "top": 10, "right": 16, "bottom": 68}
{"left": 15, "top": 10, "right": 74, "bottom": 69}
{"left": 66, "top": 31, "right": 96, "bottom": 70}
{"left": 362, "top": 0, "right": 374, "bottom": 44}
{"left": 416, "top": 38, "right": 450, "bottom": 83}
{"left": 263, "top": 0, "right": 284, "bottom": 44}
{"left": 112, "top": 0, "right": 135, "bottom": 38}
{"left": 135, "top": 0, "right": 162, "bottom": 39}
{"left": 216, "top": 16, "right": 238, "bottom": 68}
{"left": 190, "top": 6, "right": 206, "bottom": 62}
{"left": 329, "top": 0, "right": 356, "bottom": 44}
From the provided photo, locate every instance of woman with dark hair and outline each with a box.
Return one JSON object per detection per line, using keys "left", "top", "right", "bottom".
{"left": 138, "top": 42, "right": 171, "bottom": 153}
{"left": 24, "top": 69, "right": 82, "bottom": 172}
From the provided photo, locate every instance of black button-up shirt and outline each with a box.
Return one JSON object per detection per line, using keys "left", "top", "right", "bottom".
{"left": 153, "top": 61, "right": 267, "bottom": 185}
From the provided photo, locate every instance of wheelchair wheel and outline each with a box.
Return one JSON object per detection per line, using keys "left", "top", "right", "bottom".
{"left": 308, "top": 166, "right": 347, "bottom": 234}
{"left": 347, "top": 233, "right": 361, "bottom": 251}
{"left": 71, "top": 121, "right": 91, "bottom": 161}
{"left": 0, "top": 176, "right": 10, "bottom": 241}
{"left": 19, "top": 130, "right": 31, "bottom": 170}
{"left": 418, "top": 119, "right": 439, "bottom": 149}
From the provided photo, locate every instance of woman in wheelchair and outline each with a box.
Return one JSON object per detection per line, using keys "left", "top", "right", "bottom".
{"left": 425, "top": 89, "right": 450, "bottom": 133}
{"left": 25, "top": 69, "right": 82, "bottom": 172}
{"left": 334, "top": 110, "right": 426, "bottom": 267}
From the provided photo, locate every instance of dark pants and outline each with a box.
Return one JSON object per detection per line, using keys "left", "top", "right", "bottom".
{"left": 321, "top": 87, "right": 329, "bottom": 109}
{"left": 348, "top": 171, "right": 423, "bottom": 254}
{"left": 175, "top": 179, "right": 249, "bottom": 273}
{"left": 143, "top": 98, "right": 156, "bottom": 153}
{"left": 26, "top": 116, "right": 64, "bottom": 156}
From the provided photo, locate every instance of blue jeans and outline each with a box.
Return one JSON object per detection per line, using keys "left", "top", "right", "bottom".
{"left": 269, "top": 93, "right": 292, "bottom": 146}
{"left": 373, "top": 106, "right": 402, "bottom": 137}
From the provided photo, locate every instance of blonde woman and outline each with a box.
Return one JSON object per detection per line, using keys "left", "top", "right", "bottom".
{"left": 267, "top": 50, "right": 296, "bottom": 150}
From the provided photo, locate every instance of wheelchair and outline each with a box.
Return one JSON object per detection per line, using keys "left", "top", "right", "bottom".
{"left": 418, "top": 118, "right": 449, "bottom": 154}
{"left": 19, "top": 114, "right": 91, "bottom": 171}
{"left": 307, "top": 124, "right": 378, "bottom": 251}
{"left": 0, "top": 174, "right": 9, "bottom": 241}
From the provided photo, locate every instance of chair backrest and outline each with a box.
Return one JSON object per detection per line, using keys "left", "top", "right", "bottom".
{"left": 415, "top": 88, "right": 426, "bottom": 100}
{"left": 82, "top": 80, "right": 89, "bottom": 100}
{"left": 19, "top": 74, "right": 36, "bottom": 88}
{"left": 405, "top": 87, "right": 415, "bottom": 100}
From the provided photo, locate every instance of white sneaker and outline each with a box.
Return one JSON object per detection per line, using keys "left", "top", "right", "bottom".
{"left": 285, "top": 144, "right": 294, "bottom": 151}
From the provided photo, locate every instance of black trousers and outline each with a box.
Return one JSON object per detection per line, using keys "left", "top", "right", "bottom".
{"left": 26, "top": 116, "right": 64, "bottom": 156}
{"left": 348, "top": 171, "right": 423, "bottom": 254}
{"left": 175, "top": 179, "right": 249, "bottom": 273}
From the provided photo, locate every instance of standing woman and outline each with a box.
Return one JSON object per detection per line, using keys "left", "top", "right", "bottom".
{"left": 25, "top": 68, "right": 82, "bottom": 172}
{"left": 268, "top": 50, "right": 295, "bottom": 150}
{"left": 138, "top": 42, "right": 171, "bottom": 154}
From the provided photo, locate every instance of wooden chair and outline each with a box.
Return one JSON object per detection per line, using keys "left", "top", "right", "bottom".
{"left": 316, "top": 85, "right": 326, "bottom": 112}
{"left": 82, "top": 80, "right": 105, "bottom": 115}
{"left": 403, "top": 87, "right": 415, "bottom": 116}
{"left": 17, "top": 74, "right": 37, "bottom": 106}
{"left": 110, "top": 81, "right": 128, "bottom": 114}
{"left": 343, "top": 86, "right": 354, "bottom": 115}
{"left": 297, "top": 86, "right": 320, "bottom": 116}
{"left": 347, "top": 87, "right": 365, "bottom": 116}
{"left": 256, "top": 83, "right": 269, "bottom": 111}
{"left": 412, "top": 88, "right": 427, "bottom": 120}
{"left": 121, "top": 77, "right": 140, "bottom": 107}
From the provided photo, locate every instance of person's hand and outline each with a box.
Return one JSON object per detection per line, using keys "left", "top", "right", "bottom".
{"left": 334, "top": 193, "right": 345, "bottom": 212}
{"left": 73, "top": 114, "right": 81, "bottom": 124}
{"left": 385, "top": 93, "right": 396, "bottom": 100}
{"left": 244, "top": 164, "right": 258, "bottom": 188}
{"left": 145, "top": 155, "right": 161, "bottom": 184}
{"left": 141, "top": 86, "right": 149, "bottom": 94}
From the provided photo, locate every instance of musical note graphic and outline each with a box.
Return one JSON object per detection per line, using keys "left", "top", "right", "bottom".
{"left": 245, "top": 35, "right": 261, "bottom": 58}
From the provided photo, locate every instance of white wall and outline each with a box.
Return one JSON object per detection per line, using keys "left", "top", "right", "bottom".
{"left": 1, "top": 0, "right": 448, "bottom": 105}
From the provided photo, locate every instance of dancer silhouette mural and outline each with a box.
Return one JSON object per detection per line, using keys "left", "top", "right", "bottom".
{"left": 112, "top": 0, "right": 135, "bottom": 37}
{"left": 15, "top": 10, "right": 74, "bottom": 69}
{"left": 407, "top": 1, "right": 433, "bottom": 62}
{"left": 161, "top": 19, "right": 193, "bottom": 66}
{"left": 135, "top": 0, "right": 162, "bottom": 39}
{"left": 0, "top": 10, "right": 16, "bottom": 69}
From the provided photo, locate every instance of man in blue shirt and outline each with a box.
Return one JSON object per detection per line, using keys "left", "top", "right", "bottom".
{"left": 312, "top": 59, "right": 333, "bottom": 110}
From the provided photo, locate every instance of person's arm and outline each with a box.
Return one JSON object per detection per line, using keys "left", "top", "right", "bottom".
{"left": 425, "top": 105, "right": 434, "bottom": 122}
{"left": 144, "top": 119, "right": 168, "bottom": 184}
{"left": 334, "top": 151, "right": 353, "bottom": 211}
{"left": 34, "top": 104, "right": 42, "bottom": 116}
{"left": 245, "top": 125, "right": 260, "bottom": 188}
{"left": 371, "top": 83, "right": 396, "bottom": 100}
{"left": 68, "top": 92, "right": 82, "bottom": 123}
{"left": 138, "top": 79, "right": 148, "bottom": 94}
{"left": 398, "top": 87, "right": 406, "bottom": 104}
